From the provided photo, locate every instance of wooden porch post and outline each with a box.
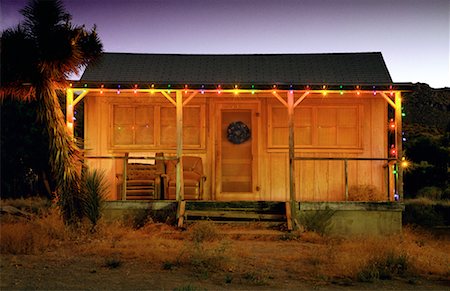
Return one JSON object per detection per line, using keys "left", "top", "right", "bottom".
{"left": 66, "top": 88, "right": 74, "bottom": 138}
{"left": 176, "top": 91, "right": 184, "bottom": 201}
{"left": 395, "top": 92, "right": 403, "bottom": 201}
{"left": 287, "top": 91, "right": 298, "bottom": 230}
{"left": 176, "top": 91, "right": 185, "bottom": 227}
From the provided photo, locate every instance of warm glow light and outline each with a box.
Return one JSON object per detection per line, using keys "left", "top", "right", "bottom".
{"left": 389, "top": 119, "right": 396, "bottom": 131}
{"left": 67, "top": 122, "right": 73, "bottom": 129}
{"left": 401, "top": 157, "right": 410, "bottom": 168}
{"left": 340, "top": 91, "right": 343, "bottom": 95}
{"left": 357, "top": 91, "right": 361, "bottom": 95}
{"left": 251, "top": 90, "right": 255, "bottom": 95}
{"left": 322, "top": 91, "right": 327, "bottom": 96}
{"left": 390, "top": 145, "right": 397, "bottom": 156}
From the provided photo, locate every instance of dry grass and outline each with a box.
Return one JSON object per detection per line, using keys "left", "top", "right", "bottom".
{"left": 0, "top": 197, "right": 52, "bottom": 215}
{"left": 1, "top": 210, "right": 448, "bottom": 285}
{"left": 0, "top": 208, "right": 67, "bottom": 254}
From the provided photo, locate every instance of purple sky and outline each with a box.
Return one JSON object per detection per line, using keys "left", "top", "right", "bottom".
{"left": 1, "top": 0, "right": 449, "bottom": 88}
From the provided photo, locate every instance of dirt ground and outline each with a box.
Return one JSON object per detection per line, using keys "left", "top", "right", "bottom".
{"left": 1, "top": 220, "right": 449, "bottom": 291}
{"left": 1, "top": 254, "right": 449, "bottom": 290}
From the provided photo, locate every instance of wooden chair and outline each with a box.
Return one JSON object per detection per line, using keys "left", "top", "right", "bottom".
{"left": 163, "top": 156, "right": 206, "bottom": 200}
{"left": 119, "top": 152, "right": 165, "bottom": 200}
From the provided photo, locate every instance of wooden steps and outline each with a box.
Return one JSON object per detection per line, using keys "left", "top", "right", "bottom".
{"left": 182, "top": 201, "right": 287, "bottom": 223}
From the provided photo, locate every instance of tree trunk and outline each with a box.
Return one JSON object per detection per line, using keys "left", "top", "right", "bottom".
{"left": 35, "top": 84, "right": 84, "bottom": 224}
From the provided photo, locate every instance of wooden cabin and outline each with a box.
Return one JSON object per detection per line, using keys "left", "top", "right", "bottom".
{"left": 69, "top": 52, "right": 408, "bottom": 204}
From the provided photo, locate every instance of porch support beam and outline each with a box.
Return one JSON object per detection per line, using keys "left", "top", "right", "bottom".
{"left": 293, "top": 92, "right": 309, "bottom": 108}
{"left": 176, "top": 91, "right": 185, "bottom": 227}
{"left": 66, "top": 88, "right": 74, "bottom": 138}
{"left": 380, "top": 92, "right": 397, "bottom": 109}
{"left": 182, "top": 91, "right": 199, "bottom": 106}
{"left": 287, "top": 90, "right": 298, "bottom": 230}
{"left": 272, "top": 91, "right": 288, "bottom": 107}
{"left": 73, "top": 90, "right": 89, "bottom": 106}
{"left": 161, "top": 91, "right": 177, "bottom": 106}
{"left": 395, "top": 92, "right": 403, "bottom": 201}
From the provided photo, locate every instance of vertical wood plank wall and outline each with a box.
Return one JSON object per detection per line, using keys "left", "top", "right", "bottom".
{"left": 85, "top": 92, "right": 387, "bottom": 201}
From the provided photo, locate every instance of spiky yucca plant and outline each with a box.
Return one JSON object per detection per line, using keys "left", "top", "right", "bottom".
{"left": 82, "top": 169, "right": 108, "bottom": 229}
{"left": 1, "top": 0, "right": 102, "bottom": 224}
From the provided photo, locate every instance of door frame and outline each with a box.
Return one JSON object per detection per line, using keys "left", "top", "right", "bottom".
{"left": 213, "top": 101, "right": 261, "bottom": 201}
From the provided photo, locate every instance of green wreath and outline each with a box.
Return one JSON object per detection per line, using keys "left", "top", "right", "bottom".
{"left": 227, "top": 121, "right": 251, "bottom": 144}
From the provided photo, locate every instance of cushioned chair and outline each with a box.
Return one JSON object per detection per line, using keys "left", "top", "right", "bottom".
{"left": 163, "top": 156, "right": 206, "bottom": 200}
{"left": 119, "top": 152, "right": 165, "bottom": 200}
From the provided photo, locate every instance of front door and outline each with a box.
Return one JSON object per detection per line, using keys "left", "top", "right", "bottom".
{"left": 216, "top": 103, "right": 259, "bottom": 200}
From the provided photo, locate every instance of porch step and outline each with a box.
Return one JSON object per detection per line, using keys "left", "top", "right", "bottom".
{"left": 184, "top": 201, "right": 287, "bottom": 223}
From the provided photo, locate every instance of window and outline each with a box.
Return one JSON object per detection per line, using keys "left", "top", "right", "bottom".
{"left": 113, "top": 106, "right": 154, "bottom": 145}
{"left": 112, "top": 104, "right": 204, "bottom": 148}
{"left": 268, "top": 105, "right": 361, "bottom": 149}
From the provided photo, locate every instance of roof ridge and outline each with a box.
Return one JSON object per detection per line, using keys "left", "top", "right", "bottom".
{"left": 101, "top": 52, "right": 383, "bottom": 57}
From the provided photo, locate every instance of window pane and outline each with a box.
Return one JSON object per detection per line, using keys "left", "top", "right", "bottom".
{"left": 135, "top": 106, "right": 154, "bottom": 145}
{"left": 160, "top": 107, "right": 176, "bottom": 146}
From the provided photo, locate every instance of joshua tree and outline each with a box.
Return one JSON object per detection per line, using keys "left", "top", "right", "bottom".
{"left": 0, "top": 0, "right": 102, "bottom": 224}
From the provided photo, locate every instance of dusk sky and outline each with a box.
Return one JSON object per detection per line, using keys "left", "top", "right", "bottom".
{"left": 1, "top": 0, "right": 449, "bottom": 88}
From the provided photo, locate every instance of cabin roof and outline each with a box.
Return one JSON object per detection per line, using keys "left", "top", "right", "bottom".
{"left": 80, "top": 52, "right": 395, "bottom": 88}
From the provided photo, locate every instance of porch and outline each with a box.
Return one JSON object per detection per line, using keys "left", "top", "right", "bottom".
{"left": 102, "top": 200, "right": 404, "bottom": 235}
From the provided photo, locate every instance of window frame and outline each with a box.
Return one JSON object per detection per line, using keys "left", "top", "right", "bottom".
{"left": 110, "top": 103, "right": 206, "bottom": 150}
{"left": 267, "top": 103, "right": 363, "bottom": 150}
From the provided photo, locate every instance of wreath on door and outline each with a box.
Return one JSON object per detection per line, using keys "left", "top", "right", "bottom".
{"left": 227, "top": 121, "right": 251, "bottom": 144}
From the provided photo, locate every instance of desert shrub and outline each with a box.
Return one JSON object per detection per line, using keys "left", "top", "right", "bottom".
{"left": 403, "top": 203, "right": 445, "bottom": 227}
{"left": 187, "top": 240, "right": 230, "bottom": 278}
{"left": 123, "top": 209, "right": 152, "bottom": 229}
{"left": 417, "top": 186, "right": 443, "bottom": 200}
{"left": 241, "top": 270, "right": 271, "bottom": 285}
{"left": 442, "top": 188, "right": 450, "bottom": 200}
{"left": 189, "top": 220, "right": 220, "bottom": 243}
{"left": 0, "top": 197, "right": 52, "bottom": 215}
{"left": 149, "top": 203, "right": 177, "bottom": 224}
{"left": 104, "top": 257, "right": 123, "bottom": 269}
{"left": 358, "top": 251, "right": 409, "bottom": 282}
{"left": 82, "top": 169, "right": 108, "bottom": 229}
{"left": 348, "top": 184, "right": 381, "bottom": 201}
{"left": 178, "top": 225, "right": 230, "bottom": 278}
{"left": 299, "top": 207, "right": 335, "bottom": 235}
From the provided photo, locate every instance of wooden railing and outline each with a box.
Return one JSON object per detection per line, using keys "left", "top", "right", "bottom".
{"left": 293, "top": 157, "right": 399, "bottom": 201}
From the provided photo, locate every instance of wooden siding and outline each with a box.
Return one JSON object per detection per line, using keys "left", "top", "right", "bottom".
{"left": 84, "top": 91, "right": 388, "bottom": 201}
